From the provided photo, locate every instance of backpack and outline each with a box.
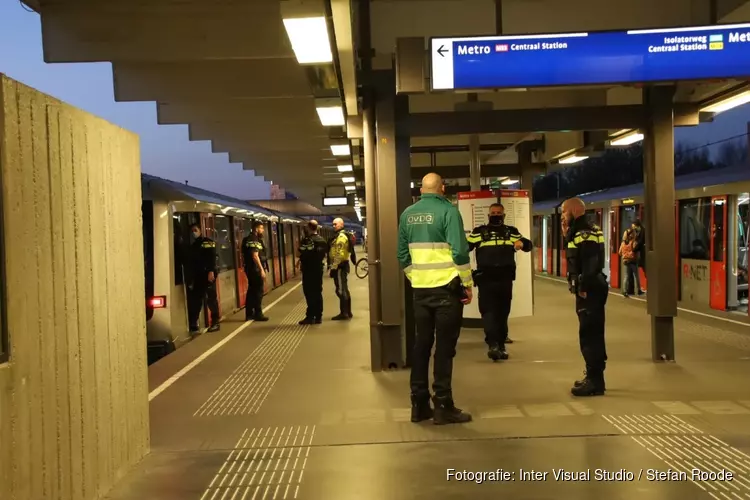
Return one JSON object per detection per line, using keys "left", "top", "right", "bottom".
{"left": 620, "top": 241, "right": 635, "bottom": 261}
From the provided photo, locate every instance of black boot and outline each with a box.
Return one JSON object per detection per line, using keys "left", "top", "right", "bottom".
{"left": 207, "top": 324, "right": 220, "bottom": 333}
{"left": 432, "top": 396, "right": 472, "bottom": 425}
{"left": 487, "top": 344, "right": 509, "bottom": 362}
{"left": 254, "top": 313, "right": 269, "bottom": 322}
{"left": 346, "top": 299, "right": 353, "bottom": 319}
{"left": 410, "top": 394, "right": 433, "bottom": 423}
{"left": 573, "top": 369, "right": 606, "bottom": 391}
{"left": 299, "top": 317, "right": 316, "bottom": 325}
{"left": 571, "top": 372, "right": 605, "bottom": 397}
{"left": 313, "top": 317, "right": 322, "bottom": 324}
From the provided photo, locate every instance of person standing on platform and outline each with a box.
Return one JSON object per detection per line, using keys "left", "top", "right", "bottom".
{"left": 467, "top": 203, "right": 532, "bottom": 362}
{"left": 398, "top": 173, "right": 473, "bottom": 425}
{"left": 632, "top": 219, "right": 647, "bottom": 283}
{"left": 187, "top": 223, "right": 221, "bottom": 333}
{"left": 328, "top": 218, "right": 356, "bottom": 320}
{"left": 242, "top": 221, "right": 269, "bottom": 322}
{"left": 561, "top": 197, "right": 608, "bottom": 397}
{"left": 297, "top": 220, "right": 328, "bottom": 325}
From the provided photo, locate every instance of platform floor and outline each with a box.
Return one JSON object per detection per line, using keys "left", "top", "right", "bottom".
{"left": 106, "top": 275, "right": 750, "bottom": 500}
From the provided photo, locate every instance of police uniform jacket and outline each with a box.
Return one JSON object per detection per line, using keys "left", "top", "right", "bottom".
{"left": 190, "top": 236, "right": 218, "bottom": 282}
{"left": 328, "top": 229, "right": 356, "bottom": 270}
{"left": 565, "top": 216, "right": 606, "bottom": 293}
{"left": 467, "top": 223, "right": 532, "bottom": 281}
{"left": 242, "top": 233, "right": 268, "bottom": 273}
{"left": 299, "top": 234, "right": 328, "bottom": 271}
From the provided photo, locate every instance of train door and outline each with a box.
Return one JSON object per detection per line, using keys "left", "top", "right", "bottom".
{"left": 533, "top": 216, "right": 542, "bottom": 272}
{"left": 291, "top": 225, "right": 300, "bottom": 277}
{"left": 709, "top": 196, "right": 728, "bottom": 311}
{"left": 270, "top": 222, "right": 282, "bottom": 288}
{"left": 618, "top": 205, "right": 639, "bottom": 292}
{"left": 738, "top": 194, "right": 749, "bottom": 314}
{"left": 609, "top": 207, "right": 620, "bottom": 288}
{"left": 558, "top": 212, "right": 567, "bottom": 278}
{"left": 200, "top": 213, "right": 221, "bottom": 323}
{"left": 234, "top": 218, "right": 248, "bottom": 307}
{"left": 284, "top": 225, "right": 294, "bottom": 281}
{"left": 637, "top": 205, "right": 648, "bottom": 291}
{"left": 544, "top": 215, "right": 552, "bottom": 274}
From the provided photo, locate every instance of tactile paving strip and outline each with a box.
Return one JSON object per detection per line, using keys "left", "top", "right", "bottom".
{"left": 199, "top": 426, "right": 316, "bottom": 500}
{"left": 604, "top": 414, "right": 750, "bottom": 499}
{"left": 195, "top": 301, "right": 309, "bottom": 417}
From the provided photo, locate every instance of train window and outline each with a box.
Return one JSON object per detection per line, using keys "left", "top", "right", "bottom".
{"left": 618, "top": 205, "right": 639, "bottom": 241}
{"left": 213, "top": 214, "right": 235, "bottom": 272}
{"left": 532, "top": 216, "right": 541, "bottom": 249}
{"left": 142, "top": 201, "right": 155, "bottom": 321}
{"left": 679, "top": 198, "right": 711, "bottom": 260}
{"left": 712, "top": 199, "right": 725, "bottom": 263}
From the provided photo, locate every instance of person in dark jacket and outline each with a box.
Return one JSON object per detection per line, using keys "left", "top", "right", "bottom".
{"left": 297, "top": 220, "right": 329, "bottom": 324}
{"left": 241, "top": 221, "right": 270, "bottom": 322}
{"left": 632, "top": 219, "right": 647, "bottom": 281}
{"left": 562, "top": 197, "right": 608, "bottom": 397}
{"left": 467, "top": 203, "right": 532, "bottom": 361}
{"left": 187, "top": 223, "right": 220, "bottom": 333}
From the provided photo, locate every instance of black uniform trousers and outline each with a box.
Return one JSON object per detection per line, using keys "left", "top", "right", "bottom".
{"left": 332, "top": 264, "right": 351, "bottom": 314}
{"left": 302, "top": 265, "right": 324, "bottom": 319}
{"left": 576, "top": 280, "right": 609, "bottom": 376}
{"left": 188, "top": 278, "right": 220, "bottom": 329}
{"left": 245, "top": 267, "right": 264, "bottom": 319}
{"left": 478, "top": 279, "right": 513, "bottom": 347}
{"left": 410, "top": 280, "right": 464, "bottom": 400}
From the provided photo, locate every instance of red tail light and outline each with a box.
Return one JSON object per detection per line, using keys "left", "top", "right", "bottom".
{"left": 148, "top": 296, "right": 167, "bottom": 308}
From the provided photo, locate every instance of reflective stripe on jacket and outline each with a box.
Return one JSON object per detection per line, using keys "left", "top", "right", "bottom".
{"left": 397, "top": 193, "right": 473, "bottom": 288}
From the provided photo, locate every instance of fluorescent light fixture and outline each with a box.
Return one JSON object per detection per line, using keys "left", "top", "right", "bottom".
{"left": 342, "top": 176, "right": 355, "bottom": 183}
{"left": 345, "top": 185, "right": 355, "bottom": 191}
{"left": 282, "top": 17, "right": 332, "bottom": 64}
{"left": 316, "top": 102, "right": 345, "bottom": 126}
{"left": 410, "top": 182, "right": 415, "bottom": 188}
{"left": 559, "top": 154, "right": 588, "bottom": 164}
{"left": 337, "top": 165, "right": 353, "bottom": 172}
{"left": 701, "top": 90, "right": 750, "bottom": 114}
{"left": 501, "top": 179, "right": 519, "bottom": 185}
{"left": 610, "top": 130, "right": 644, "bottom": 146}
{"left": 331, "top": 144, "right": 350, "bottom": 156}
{"left": 323, "top": 197, "right": 348, "bottom": 206}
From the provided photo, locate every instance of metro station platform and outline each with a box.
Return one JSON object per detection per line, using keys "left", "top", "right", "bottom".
{"left": 106, "top": 275, "right": 750, "bottom": 500}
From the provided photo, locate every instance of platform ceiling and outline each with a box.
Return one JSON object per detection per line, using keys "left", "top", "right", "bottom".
{"left": 23, "top": 0, "right": 750, "bottom": 212}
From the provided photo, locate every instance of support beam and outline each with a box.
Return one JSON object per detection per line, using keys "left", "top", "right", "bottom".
{"left": 408, "top": 104, "right": 699, "bottom": 137}
{"left": 353, "top": 163, "right": 545, "bottom": 182}
{"left": 643, "top": 86, "right": 678, "bottom": 362}
{"left": 373, "top": 71, "right": 406, "bottom": 369}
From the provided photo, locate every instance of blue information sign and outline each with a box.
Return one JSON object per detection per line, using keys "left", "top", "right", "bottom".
{"left": 430, "top": 23, "right": 750, "bottom": 91}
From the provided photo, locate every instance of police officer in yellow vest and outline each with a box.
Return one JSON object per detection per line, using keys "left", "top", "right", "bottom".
{"left": 328, "top": 217, "right": 356, "bottom": 320}
{"left": 467, "top": 203, "right": 532, "bottom": 361}
{"left": 561, "top": 197, "right": 609, "bottom": 397}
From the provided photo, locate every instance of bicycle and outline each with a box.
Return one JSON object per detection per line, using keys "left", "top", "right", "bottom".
{"left": 355, "top": 257, "right": 369, "bottom": 279}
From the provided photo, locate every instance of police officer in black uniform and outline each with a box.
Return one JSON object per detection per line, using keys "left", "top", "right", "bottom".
{"left": 467, "top": 203, "right": 532, "bottom": 361}
{"left": 561, "top": 197, "right": 609, "bottom": 397}
{"left": 241, "top": 221, "right": 269, "bottom": 322}
{"left": 297, "top": 220, "right": 329, "bottom": 325}
{"left": 187, "top": 223, "right": 221, "bottom": 333}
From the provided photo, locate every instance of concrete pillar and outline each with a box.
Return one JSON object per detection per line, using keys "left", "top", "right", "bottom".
{"left": 0, "top": 75, "right": 149, "bottom": 500}
{"left": 643, "top": 86, "right": 678, "bottom": 361}
{"left": 372, "top": 70, "right": 406, "bottom": 370}
{"left": 363, "top": 101, "right": 383, "bottom": 372}
{"left": 395, "top": 92, "right": 416, "bottom": 368}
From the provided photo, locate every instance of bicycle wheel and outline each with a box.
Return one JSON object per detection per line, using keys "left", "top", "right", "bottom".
{"left": 355, "top": 258, "right": 369, "bottom": 279}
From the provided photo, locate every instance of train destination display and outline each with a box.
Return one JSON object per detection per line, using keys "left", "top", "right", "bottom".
{"left": 431, "top": 23, "right": 750, "bottom": 90}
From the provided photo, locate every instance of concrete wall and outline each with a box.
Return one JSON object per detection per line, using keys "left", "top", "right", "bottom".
{"left": 0, "top": 75, "right": 149, "bottom": 500}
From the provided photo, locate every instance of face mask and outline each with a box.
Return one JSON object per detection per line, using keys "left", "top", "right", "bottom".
{"left": 489, "top": 215, "right": 504, "bottom": 225}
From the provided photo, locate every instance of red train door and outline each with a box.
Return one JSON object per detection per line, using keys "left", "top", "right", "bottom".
{"left": 709, "top": 196, "right": 728, "bottom": 311}
{"left": 234, "top": 218, "right": 248, "bottom": 307}
{"left": 637, "top": 205, "right": 648, "bottom": 291}
{"left": 609, "top": 207, "right": 620, "bottom": 287}
{"left": 201, "top": 213, "right": 221, "bottom": 323}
